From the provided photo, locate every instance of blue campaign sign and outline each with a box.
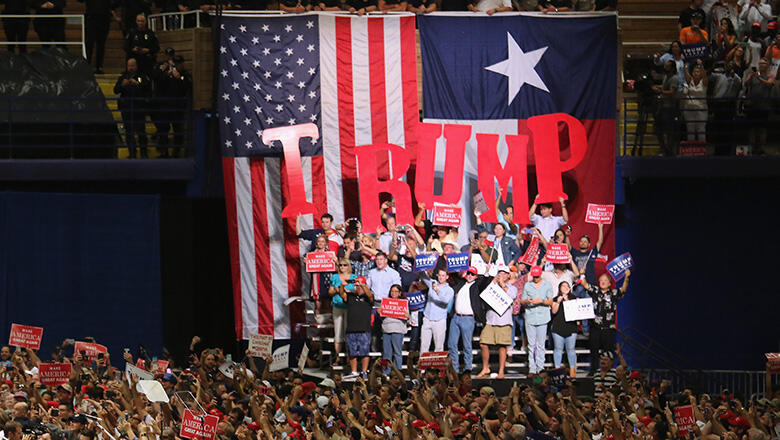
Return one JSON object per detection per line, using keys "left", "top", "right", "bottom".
{"left": 414, "top": 253, "right": 439, "bottom": 272}
{"left": 606, "top": 252, "right": 633, "bottom": 281}
{"left": 406, "top": 291, "right": 427, "bottom": 312}
{"left": 446, "top": 252, "right": 470, "bottom": 273}
{"left": 682, "top": 43, "right": 709, "bottom": 63}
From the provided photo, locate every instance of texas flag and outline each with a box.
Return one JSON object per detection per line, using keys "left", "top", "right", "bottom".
{"left": 418, "top": 12, "right": 617, "bottom": 260}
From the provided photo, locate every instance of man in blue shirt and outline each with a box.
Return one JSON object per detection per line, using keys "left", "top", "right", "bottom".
{"left": 420, "top": 268, "right": 454, "bottom": 355}
{"left": 522, "top": 265, "right": 554, "bottom": 375}
{"left": 367, "top": 251, "right": 402, "bottom": 351}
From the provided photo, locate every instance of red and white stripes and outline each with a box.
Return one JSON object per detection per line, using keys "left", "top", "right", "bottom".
{"left": 225, "top": 13, "right": 419, "bottom": 340}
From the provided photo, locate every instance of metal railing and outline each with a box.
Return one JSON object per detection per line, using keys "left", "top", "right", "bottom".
{"left": 639, "top": 369, "right": 775, "bottom": 399}
{"left": 0, "top": 14, "right": 86, "bottom": 58}
{"left": 148, "top": 10, "right": 204, "bottom": 32}
{"left": 621, "top": 95, "right": 780, "bottom": 156}
{"left": 0, "top": 96, "right": 193, "bottom": 159}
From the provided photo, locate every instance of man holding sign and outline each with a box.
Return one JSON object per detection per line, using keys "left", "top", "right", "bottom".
{"left": 581, "top": 270, "right": 631, "bottom": 375}
{"left": 476, "top": 265, "right": 516, "bottom": 379}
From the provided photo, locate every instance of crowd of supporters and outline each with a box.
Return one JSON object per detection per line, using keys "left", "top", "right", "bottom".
{"left": 297, "top": 195, "right": 628, "bottom": 382}
{"left": 636, "top": 0, "right": 780, "bottom": 156}
{"left": 1, "top": 336, "right": 778, "bottom": 440}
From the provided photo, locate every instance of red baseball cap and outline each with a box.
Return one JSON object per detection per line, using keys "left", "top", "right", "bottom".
{"left": 301, "top": 381, "right": 316, "bottom": 396}
{"left": 465, "top": 266, "right": 478, "bottom": 275}
{"left": 530, "top": 265, "right": 543, "bottom": 277}
{"left": 628, "top": 371, "right": 642, "bottom": 380}
{"left": 768, "top": 21, "right": 777, "bottom": 30}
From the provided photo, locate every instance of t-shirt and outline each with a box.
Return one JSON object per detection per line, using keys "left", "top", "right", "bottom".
{"left": 346, "top": 0, "right": 377, "bottom": 8}
{"left": 747, "top": 39, "right": 763, "bottom": 70}
{"left": 541, "top": 269, "right": 576, "bottom": 297}
{"left": 440, "top": 0, "right": 469, "bottom": 10}
{"left": 594, "top": 0, "right": 615, "bottom": 9}
{"left": 550, "top": 297, "right": 578, "bottom": 337}
{"left": 593, "top": 368, "right": 618, "bottom": 394}
{"left": 485, "top": 284, "right": 517, "bottom": 326}
{"left": 678, "top": 7, "right": 705, "bottom": 29}
{"left": 530, "top": 214, "right": 566, "bottom": 241}
{"left": 679, "top": 26, "right": 709, "bottom": 44}
{"left": 475, "top": 0, "right": 510, "bottom": 11}
{"left": 765, "top": 45, "right": 780, "bottom": 76}
{"left": 571, "top": 246, "right": 599, "bottom": 284}
{"left": 455, "top": 281, "right": 475, "bottom": 315}
{"left": 346, "top": 291, "right": 373, "bottom": 333}
{"left": 382, "top": 316, "right": 407, "bottom": 334}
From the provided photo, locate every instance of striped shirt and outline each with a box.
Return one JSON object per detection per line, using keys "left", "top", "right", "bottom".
{"left": 593, "top": 368, "right": 618, "bottom": 395}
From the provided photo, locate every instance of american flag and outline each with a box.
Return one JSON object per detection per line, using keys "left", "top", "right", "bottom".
{"left": 219, "top": 12, "right": 419, "bottom": 340}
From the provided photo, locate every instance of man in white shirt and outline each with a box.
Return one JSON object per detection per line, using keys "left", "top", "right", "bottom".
{"left": 476, "top": 265, "right": 517, "bottom": 379}
{"left": 528, "top": 196, "right": 569, "bottom": 241}
{"left": 739, "top": 0, "right": 772, "bottom": 32}
{"left": 447, "top": 266, "right": 489, "bottom": 373}
{"left": 468, "top": 0, "right": 512, "bottom": 14}
{"left": 378, "top": 215, "right": 405, "bottom": 255}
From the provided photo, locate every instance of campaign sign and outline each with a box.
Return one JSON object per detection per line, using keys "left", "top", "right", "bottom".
{"left": 380, "top": 298, "right": 409, "bottom": 319}
{"left": 606, "top": 252, "right": 633, "bottom": 281}
{"left": 305, "top": 251, "right": 336, "bottom": 272}
{"left": 9, "top": 324, "right": 43, "bottom": 350}
{"left": 766, "top": 353, "right": 780, "bottom": 373}
{"left": 74, "top": 341, "right": 108, "bottom": 361}
{"left": 432, "top": 205, "right": 462, "bottom": 227}
{"left": 180, "top": 409, "right": 219, "bottom": 440}
{"left": 406, "top": 291, "right": 426, "bottom": 312}
{"left": 248, "top": 334, "right": 274, "bottom": 358}
{"left": 520, "top": 236, "right": 540, "bottom": 266}
{"left": 418, "top": 351, "right": 449, "bottom": 369}
{"left": 414, "top": 253, "right": 439, "bottom": 272}
{"left": 39, "top": 363, "right": 72, "bottom": 386}
{"left": 472, "top": 192, "right": 489, "bottom": 214}
{"left": 126, "top": 362, "right": 154, "bottom": 381}
{"left": 674, "top": 405, "right": 695, "bottom": 438}
{"left": 479, "top": 283, "right": 512, "bottom": 316}
{"left": 548, "top": 367, "right": 568, "bottom": 388}
{"left": 563, "top": 298, "right": 596, "bottom": 322}
{"left": 156, "top": 360, "right": 169, "bottom": 374}
{"left": 546, "top": 244, "right": 570, "bottom": 264}
{"left": 269, "top": 345, "right": 290, "bottom": 372}
{"left": 585, "top": 203, "right": 615, "bottom": 224}
{"left": 682, "top": 43, "right": 709, "bottom": 63}
{"left": 446, "top": 252, "right": 470, "bottom": 272}
{"left": 257, "top": 386, "right": 272, "bottom": 395}
{"left": 297, "top": 344, "right": 309, "bottom": 372}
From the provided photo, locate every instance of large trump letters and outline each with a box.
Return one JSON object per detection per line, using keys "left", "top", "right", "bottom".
{"left": 269, "top": 112, "right": 587, "bottom": 231}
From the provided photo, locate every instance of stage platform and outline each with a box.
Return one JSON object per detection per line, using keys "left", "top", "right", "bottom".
{"left": 301, "top": 367, "right": 596, "bottom": 397}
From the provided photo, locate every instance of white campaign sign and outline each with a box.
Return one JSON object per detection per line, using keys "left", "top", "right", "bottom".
{"left": 563, "top": 298, "right": 596, "bottom": 322}
{"left": 269, "top": 345, "right": 290, "bottom": 372}
{"left": 125, "top": 363, "right": 154, "bottom": 381}
{"left": 248, "top": 334, "right": 274, "bottom": 358}
{"left": 479, "top": 283, "right": 512, "bottom": 316}
{"left": 298, "top": 344, "right": 309, "bottom": 372}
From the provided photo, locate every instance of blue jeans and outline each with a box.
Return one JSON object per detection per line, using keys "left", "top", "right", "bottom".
{"left": 382, "top": 333, "right": 404, "bottom": 370}
{"left": 525, "top": 322, "right": 548, "bottom": 374}
{"left": 511, "top": 314, "right": 524, "bottom": 348}
{"left": 448, "top": 315, "right": 475, "bottom": 373}
{"left": 552, "top": 332, "right": 577, "bottom": 369}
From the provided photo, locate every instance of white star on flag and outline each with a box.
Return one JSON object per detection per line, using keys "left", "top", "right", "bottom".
{"left": 252, "top": 36, "right": 259, "bottom": 44}
{"left": 284, "top": 24, "right": 293, "bottom": 32}
{"left": 229, "top": 35, "right": 236, "bottom": 43}
{"left": 261, "top": 24, "right": 269, "bottom": 32}
{"left": 484, "top": 32, "right": 549, "bottom": 105}
{"left": 239, "top": 25, "right": 246, "bottom": 32}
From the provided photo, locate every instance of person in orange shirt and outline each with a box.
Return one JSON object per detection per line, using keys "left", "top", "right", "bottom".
{"left": 764, "top": 35, "right": 780, "bottom": 77}
{"left": 680, "top": 11, "right": 710, "bottom": 45}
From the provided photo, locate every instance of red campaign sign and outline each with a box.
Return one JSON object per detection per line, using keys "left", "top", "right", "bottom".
{"left": 73, "top": 341, "right": 108, "bottom": 362}
{"left": 520, "top": 236, "right": 540, "bottom": 266}
{"left": 380, "top": 298, "right": 409, "bottom": 319}
{"left": 180, "top": 409, "right": 219, "bottom": 440}
{"left": 585, "top": 203, "right": 615, "bottom": 224}
{"left": 674, "top": 405, "right": 695, "bottom": 438}
{"left": 766, "top": 353, "right": 780, "bottom": 373}
{"left": 257, "top": 386, "right": 273, "bottom": 395}
{"left": 431, "top": 205, "right": 462, "bottom": 227}
{"left": 546, "top": 243, "right": 570, "bottom": 264}
{"left": 9, "top": 323, "right": 44, "bottom": 350}
{"left": 39, "top": 363, "right": 72, "bottom": 386}
{"left": 156, "top": 360, "right": 169, "bottom": 374}
{"left": 418, "top": 351, "right": 449, "bottom": 369}
{"left": 305, "top": 251, "right": 336, "bottom": 272}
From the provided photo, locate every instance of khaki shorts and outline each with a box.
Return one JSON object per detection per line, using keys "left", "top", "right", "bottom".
{"left": 480, "top": 324, "right": 512, "bottom": 346}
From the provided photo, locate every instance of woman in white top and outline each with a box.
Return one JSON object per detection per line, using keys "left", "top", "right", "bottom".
{"left": 682, "top": 62, "right": 709, "bottom": 141}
